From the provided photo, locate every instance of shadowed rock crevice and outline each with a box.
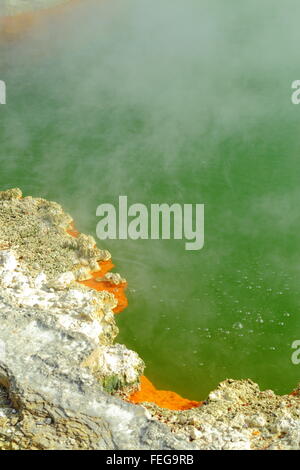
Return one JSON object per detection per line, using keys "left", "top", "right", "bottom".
{"left": 0, "top": 383, "right": 13, "bottom": 410}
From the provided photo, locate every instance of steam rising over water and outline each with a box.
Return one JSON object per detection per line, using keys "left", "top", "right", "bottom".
{"left": 1, "top": 0, "right": 300, "bottom": 398}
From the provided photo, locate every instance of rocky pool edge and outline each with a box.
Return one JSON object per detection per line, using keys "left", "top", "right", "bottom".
{"left": 0, "top": 188, "right": 299, "bottom": 450}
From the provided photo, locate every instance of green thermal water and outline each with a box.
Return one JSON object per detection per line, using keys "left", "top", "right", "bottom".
{"left": 1, "top": 0, "right": 300, "bottom": 400}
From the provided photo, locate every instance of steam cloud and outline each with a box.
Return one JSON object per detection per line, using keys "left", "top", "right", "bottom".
{"left": 1, "top": 0, "right": 300, "bottom": 397}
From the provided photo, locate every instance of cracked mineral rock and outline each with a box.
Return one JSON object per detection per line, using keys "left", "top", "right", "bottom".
{"left": 0, "top": 188, "right": 300, "bottom": 450}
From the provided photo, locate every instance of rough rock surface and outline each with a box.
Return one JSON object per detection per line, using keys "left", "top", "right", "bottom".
{"left": 144, "top": 380, "right": 300, "bottom": 450}
{"left": 0, "top": 189, "right": 299, "bottom": 450}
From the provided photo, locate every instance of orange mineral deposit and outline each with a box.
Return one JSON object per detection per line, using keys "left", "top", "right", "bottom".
{"left": 129, "top": 376, "right": 201, "bottom": 411}
{"left": 67, "top": 223, "right": 201, "bottom": 410}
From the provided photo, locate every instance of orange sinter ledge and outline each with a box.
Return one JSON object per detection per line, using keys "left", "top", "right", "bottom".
{"left": 67, "top": 223, "right": 201, "bottom": 411}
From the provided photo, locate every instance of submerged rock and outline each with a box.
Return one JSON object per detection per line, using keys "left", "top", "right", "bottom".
{"left": 0, "top": 189, "right": 299, "bottom": 450}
